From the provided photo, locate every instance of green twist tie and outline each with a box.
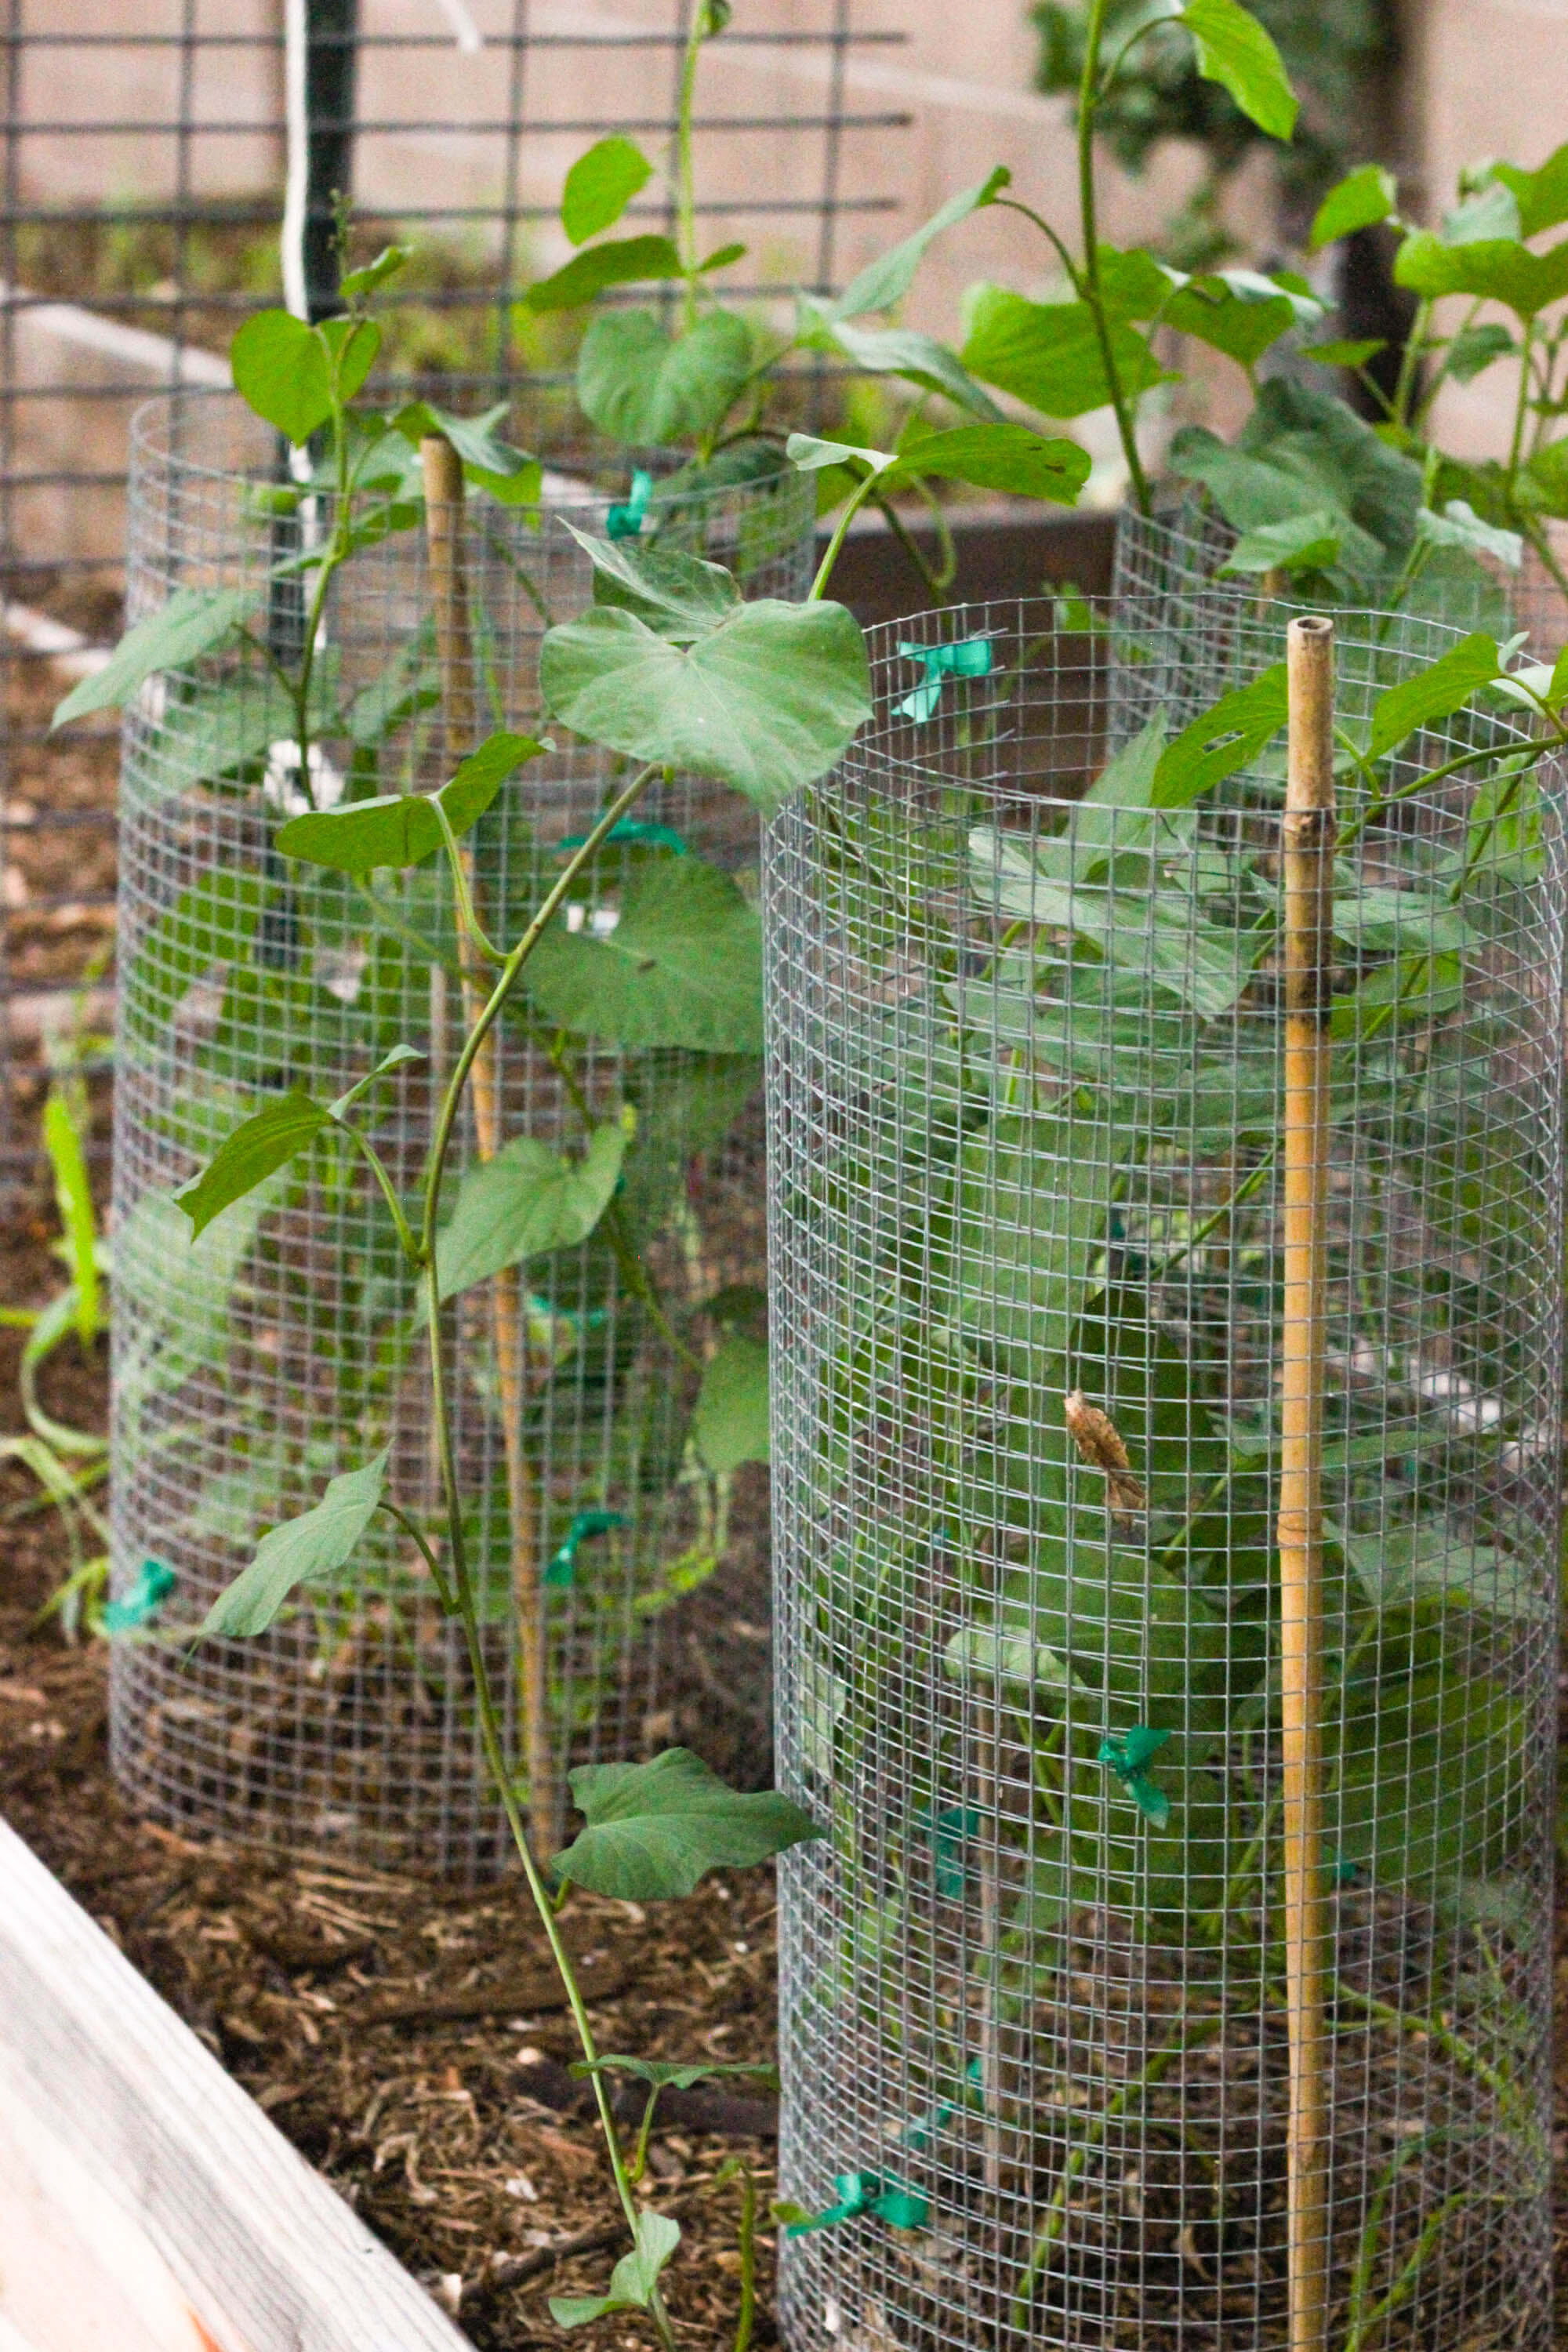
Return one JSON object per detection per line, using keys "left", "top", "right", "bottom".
{"left": 1332, "top": 1849, "right": 1359, "bottom": 1886}
{"left": 556, "top": 819, "right": 688, "bottom": 857}
{"left": 1098, "top": 1724, "right": 1172, "bottom": 1828}
{"left": 102, "top": 1558, "right": 178, "bottom": 1635}
{"left": 915, "top": 1801, "right": 980, "bottom": 1900}
{"left": 545, "top": 1509, "right": 629, "bottom": 1589}
{"left": 786, "top": 2171, "right": 929, "bottom": 2237}
{"left": 605, "top": 467, "right": 653, "bottom": 540}
{"left": 895, "top": 636, "right": 993, "bottom": 723}
{"left": 527, "top": 1292, "right": 609, "bottom": 1333}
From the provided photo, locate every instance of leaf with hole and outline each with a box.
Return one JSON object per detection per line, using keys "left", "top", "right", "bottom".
{"left": 275, "top": 731, "right": 545, "bottom": 871}
{"left": 693, "top": 1332, "right": 769, "bottom": 1472}
{"left": 436, "top": 1121, "right": 628, "bottom": 1302}
{"left": 552, "top": 1747, "right": 821, "bottom": 1899}
{"left": 53, "top": 587, "right": 253, "bottom": 728}
{"left": 539, "top": 595, "right": 870, "bottom": 815}
{"left": 199, "top": 1446, "right": 391, "bottom": 1640}
{"left": 575, "top": 307, "right": 753, "bottom": 446}
{"left": 1152, "top": 665, "right": 1287, "bottom": 804}
{"left": 525, "top": 858, "right": 764, "bottom": 1053}
{"left": 561, "top": 135, "right": 653, "bottom": 245}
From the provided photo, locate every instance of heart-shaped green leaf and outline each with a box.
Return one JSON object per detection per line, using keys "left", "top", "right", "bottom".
{"left": 1311, "top": 163, "right": 1399, "bottom": 251}
{"left": 275, "top": 731, "right": 545, "bottom": 872}
{"left": 552, "top": 1748, "right": 821, "bottom": 1899}
{"left": 572, "top": 2054, "right": 779, "bottom": 2091}
{"left": 1394, "top": 230, "right": 1568, "bottom": 318}
{"left": 693, "top": 1332, "right": 769, "bottom": 1471}
{"left": 897, "top": 422, "right": 1091, "bottom": 503}
{"left": 1177, "top": 0, "right": 1298, "bottom": 140}
{"left": 575, "top": 308, "right": 753, "bottom": 446}
{"left": 550, "top": 2212, "right": 681, "bottom": 2329}
{"left": 52, "top": 586, "right": 252, "bottom": 728}
{"left": 1487, "top": 140, "right": 1568, "bottom": 239}
{"left": 436, "top": 1121, "right": 627, "bottom": 1301}
{"left": 200, "top": 1446, "right": 391, "bottom": 1639}
{"left": 562, "top": 135, "right": 652, "bottom": 245}
{"left": 1367, "top": 633, "right": 1503, "bottom": 760}
{"left": 961, "top": 287, "right": 1171, "bottom": 419}
{"left": 1152, "top": 666, "right": 1288, "bottom": 804}
{"left": 230, "top": 309, "right": 379, "bottom": 442}
{"left": 526, "top": 234, "right": 684, "bottom": 312}
{"left": 539, "top": 597, "right": 870, "bottom": 815}
{"left": 1218, "top": 509, "right": 1343, "bottom": 576}
{"left": 525, "top": 858, "right": 764, "bottom": 1053}
{"left": 174, "top": 1091, "right": 332, "bottom": 1239}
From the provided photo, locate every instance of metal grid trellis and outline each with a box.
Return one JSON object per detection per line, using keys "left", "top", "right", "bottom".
{"left": 0, "top": 0, "right": 905, "bottom": 1155}
{"left": 763, "top": 596, "right": 1563, "bottom": 2350}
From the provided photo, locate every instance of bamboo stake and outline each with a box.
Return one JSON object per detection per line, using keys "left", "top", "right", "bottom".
{"left": 1279, "top": 613, "right": 1335, "bottom": 2352}
{"left": 421, "top": 435, "right": 557, "bottom": 1855}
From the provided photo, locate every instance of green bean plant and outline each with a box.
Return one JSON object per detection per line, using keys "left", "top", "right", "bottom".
{"left": 776, "top": 615, "right": 1564, "bottom": 2336}
{"left": 1292, "top": 147, "right": 1568, "bottom": 610}
{"left": 53, "top": 249, "right": 828, "bottom": 1823}
{"left": 60, "top": 270, "right": 889, "bottom": 2335}
{"left": 519, "top": 2, "right": 1102, "bottom": 586}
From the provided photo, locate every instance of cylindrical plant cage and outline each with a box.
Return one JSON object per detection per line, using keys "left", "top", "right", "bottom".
{"left": 1113, "top": 497, "right": 1568, "bottom": 661}
{"left": 110, "top": 387, "right": 813, "bottom": 1872}
{"left": 764, "top": 595, "right": 1563, "bottom": 2350}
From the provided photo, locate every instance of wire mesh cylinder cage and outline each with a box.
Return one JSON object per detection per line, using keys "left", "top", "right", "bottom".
{"left": 762, "top": 592, "right": 1565, "bottom": 2351}
{"left": 1112, "top": 497, "right": 1568, "bottom": 664}
{"left": 110, "top": 386, "right": 812, "bottom": 1875}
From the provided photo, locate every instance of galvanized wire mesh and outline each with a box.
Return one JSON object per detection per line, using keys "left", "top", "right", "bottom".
{"left": 763, "top": 595, "right": 1563, "bottom": 2351}
{"left": 109, "top": 386, "right": 812, "bottom": 1873}
{"left": 1112, "top": 499, "right": 1568, "bottom": 663}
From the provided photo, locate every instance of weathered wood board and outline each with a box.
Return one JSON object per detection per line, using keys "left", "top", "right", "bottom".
{"left": 0, "top": 1817, "right": 468, "bottom": 2352}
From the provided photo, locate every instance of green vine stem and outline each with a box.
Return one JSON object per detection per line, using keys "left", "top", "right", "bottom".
{"left": 1075, "top": 0, "right": 1152, "bottom": 517}
{"left": 1008, "top": 2012, "right": 1223, "bottom": 2327}
{"left": 406, "top": 754, "right": 680, "bottom": 2349}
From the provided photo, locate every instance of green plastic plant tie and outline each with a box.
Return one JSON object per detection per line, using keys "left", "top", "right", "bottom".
{"left": 1332, "top": 1849, "right": 1359, "bottom": 1886}
{"left": 527, "top": 1291, "right": 609, "bottom": 1333}
{"left": 894, "top": 636, "right": 993, "bottom": 723}
{"left": 1098, "top": 1724, "right": 1173, "bottom": 1829}
{"left": 544, "top": 1509, "right": 629, "bottom": 1589}
{"left": 102, "top": 1557, "right": 178, "bottom": 1635}
{"left": 786, "top": 2171, "right": 929, "bottom": 2237}
{"left": 914, "top": 1801, "right": 980, "bottom": 1900}
{"left": 605, "top": 467, "right": 653, "bottom": 540}
{"left": 556, "top": 819, "right": 688, "bottom": 856}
